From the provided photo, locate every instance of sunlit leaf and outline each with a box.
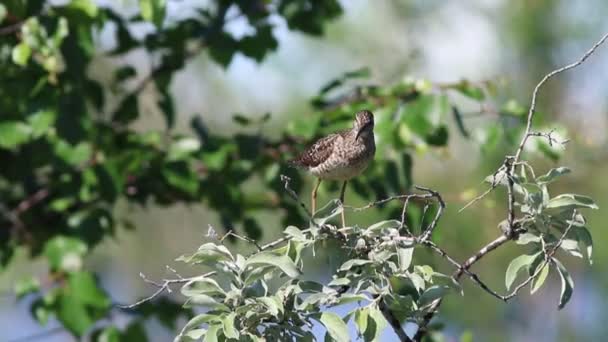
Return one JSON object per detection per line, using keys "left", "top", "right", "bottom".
{"left": 505, "top": 253, "right": 538, "bottom": 290}
{"left": 245, "top": 252, "right": 301, "bottom": 278}
{"left": 318, "top": 312, "right": 349, "bottom": 342}
{"left": 553, "top": 258, "right": 574, "bottom": 310}
{"left": 530, "top": 263, "right": 549, "bottom": 294}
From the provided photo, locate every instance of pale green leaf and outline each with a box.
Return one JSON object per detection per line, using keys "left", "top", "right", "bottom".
{"left": 222, "top": 312, "right": 239, "bottom": 339}
{"left": 575, "top": 227, "right": 593, "bottom": 265}
{"left": 312, "top": 199, "right": 343, "bottom": 226}
{"left": 181, "top": 277, "right": 225, "bottom": 297}
{"left": 536, "top": 167, "right": 570, "bottom": 184}
{"left": 530, "top": 263, "right": 549, "bottom": 294}
{"left": 12, "top": 42, "right": 31, "bottom": 66}
{"left": 140, "top": 0, "right": 166, "bottom": 28}
{"left": 505, "top": 253, "right": 539, "bottom": 290}
{"left": 397, "top": 246, "right": 414, "bottom": 271}
{"left": 553, "top": 258, "right": 574, "bottom": 309}
{"left": 546, "top": 194, "right": 598, "bottom": 210}
{"left": 339, "top": 259, "right": 372, "bottom": 272}
{"left": 245, "top": 252, "right": 301, "bottom": 278}
{"left": 319, "top": 312, "right": 350, "bottom": 342}
{"left": 0, "top": 121, "right": 31, "bottom": 149}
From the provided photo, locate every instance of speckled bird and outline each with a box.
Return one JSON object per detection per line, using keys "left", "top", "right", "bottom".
{"left": 289, "top": 110, "right": 376, "bottom": 227}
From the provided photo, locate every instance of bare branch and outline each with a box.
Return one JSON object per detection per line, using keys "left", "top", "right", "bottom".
{"left": 514, "top": 31, "right": 608, "bottom": 162}
{"left": 280, "top": 174, "right": 313, "bottom": 218}
{"left": 119, "top": 271, "right": 216, "bottom": 309}
{"left": 221, "top": 230, "right": 262, "bottom": 251}
{"left": 416, "top": 186, "right": 445, "bottom": 242}
{"left": 458, "top": 166, "right": 506, "bottom": 212}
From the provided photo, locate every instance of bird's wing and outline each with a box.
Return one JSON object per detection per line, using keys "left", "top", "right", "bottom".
{"left": 289, "top": 133, "right": 341, "bottom": 168}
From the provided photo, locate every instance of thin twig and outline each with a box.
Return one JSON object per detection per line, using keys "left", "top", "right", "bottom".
{"left": 414, "top": 33, "right": 608, "bottom": 340}
{"left": 221, "top": 230, "right": 262, "bottom": 251}
{"left": 416, "top": 186, "right": 445, "bottom": 242}
{"left": 280, "top": 174, "right": 313, "bottom": 218}
{"left": 458, "top": 166, "right": 506, "bottom": 212}
{"left": 119, "top": 271, "right": 216, "bottom": 309}
{"left": 513, "top": 31, "right": 608, "bottom": 162}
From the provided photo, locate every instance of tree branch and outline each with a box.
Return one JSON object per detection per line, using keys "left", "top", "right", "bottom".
{"left": 413, "top": 30, "right": 608, "bottom": 341}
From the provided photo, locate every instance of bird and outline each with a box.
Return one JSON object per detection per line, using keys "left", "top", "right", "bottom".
{"left": 289, "top": 110, "right": 376, "bottom": 227}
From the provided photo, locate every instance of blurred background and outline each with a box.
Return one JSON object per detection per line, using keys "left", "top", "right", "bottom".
{"left": 1, "top": 0, "right": 608, "bottom": 341}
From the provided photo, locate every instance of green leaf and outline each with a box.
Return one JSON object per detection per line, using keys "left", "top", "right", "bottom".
{"left": 168, "top": 137, "right": 201, "bottom": 161}
{"left": 245, "top": 252, "right": 301, "bottom": 278}
{"left": 15, "top": 276, "right": 40, "bottom": 299}
{"left": 397, "top": 246, "right": 414, "bottom": 271}
{"left": 12, "top": 42, "right": 31, "bottom": 66}
{"left": 339, "top": 259, "right": 372, "bottom": 272}
{"left": 140, "top": 0, "right": 166, "bottom": 28}
{"left": 451, "top": 106, "right": 470, "bottom": 138}
{"left": 69, "top": 0, "right": 99, "bottom": 17}
{"left": 0, "top": 4, "right": 6, "bottom": 23}
{"left": 54, "top": 141, "right": 93, "bottom": 166}
{"left": 452, "top": 80, "right": 485, "bottom": 100}
{"left": 162, "top": 162, "right": 199, "bottom": 196}
{"left": 257, "top": 296, "right": 283, "bottom": 316}
{"left": 312, "top": 199, "right": 343, "bottom": 226}
{"left": 0, "top": 121, "right": 31, "bottom": 149}
{"left": 44, "top": 236, "right": 88, "bottom": 272}
{"left": 365, "top": 307, "right": 388, "bottom": 341}
{"left": 284, "top": 226, "right": 307, "bottom": 241}
{"left": 181, "top": 277, "right": 225, "bottom": 297}
{"left": 553, "top": 258, "right": 574, "bottom": 309}
{"left": 516, "top": 233, "right": 541, "bottom": 245}
{"left": 530, "top": 263, "right": 549, "bottom": 294}
{"left": 176, "top": 314, "right": 217, "bottom": 342}
{"left": 536, "top": 167, "right": 571, "bottom": 184}
{"left": 97, "top": 327, "right": 120, "bottom": 342}
{"left": 176, "top": 243, "right": 233, "bottom": 264}
{"left": 546, "top": 194, "right": 599, "bottom": 210}
{"left": 354, "top": 307, "right": 369, "bottom": 337}
{"left": 505, "top": 253, "right": 538, "bottom": 290}
{"left": 28, "top": 110, "right": 57, "bottom": 138}
{"left": 203, "top": 324, "right": 221, "bottom": 342}
{"left": 319, "top": 312, "right": 350, "bottom": 342}
{"left": 365, "top": 220, "right": 401, "bottom": 236}
{"left": 67, "top": 271, "right": 110, "bottom": 309}
{"left": 419, "top": 285, "right": 450, "bottom": 306}
{"left": 55, "top": 272, "right": 110, "bottom": 336}
{"left": 575, "top": 227, "right": 593, "bottom": 265}
{"left": 222, "top": 312, "right": 239, "bottom": 339}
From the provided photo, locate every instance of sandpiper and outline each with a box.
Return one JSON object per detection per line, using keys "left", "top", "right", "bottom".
{"left": 289, "top": 110, "right": 376, "bottom": 227}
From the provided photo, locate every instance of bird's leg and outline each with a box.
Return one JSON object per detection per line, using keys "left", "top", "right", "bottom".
{"left": 339, "top": 181, "right": 347, "bottom": 228}
{"left": 312, "top": 178, "right": 322, "bottom": 215}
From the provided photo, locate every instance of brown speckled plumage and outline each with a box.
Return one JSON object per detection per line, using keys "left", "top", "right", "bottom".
{"left": 290, "top": 110, "right": 376, "bottom": 180}
{"left": 290, "top": 110, "right": 376, "bottom": 225}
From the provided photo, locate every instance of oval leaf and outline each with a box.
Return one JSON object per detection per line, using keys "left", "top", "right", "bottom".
{"left": 245, "top": 252, "right": 301, "bottom": 278}
{"left": 546, "top": 194, "right": 598, "bottom": 210}
{"left": 553, "top": 258, "right": 574, "bottom": 310}
{"left": 319, "top": 312, "right": 350, "bottom": 342}
{"left": 505, "top": 253, "right": 539, "bottom": 290}
{"left": 530, "top": 263, "right": 549, "bottom": 294}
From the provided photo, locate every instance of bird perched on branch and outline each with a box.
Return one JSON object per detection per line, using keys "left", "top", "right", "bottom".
{"left": 289, "top": 110, "right": 376, "bottom": 227}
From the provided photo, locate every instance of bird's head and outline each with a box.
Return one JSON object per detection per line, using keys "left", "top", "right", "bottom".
{"left": 354, "top": 110, "right": 374, "bottom": 140}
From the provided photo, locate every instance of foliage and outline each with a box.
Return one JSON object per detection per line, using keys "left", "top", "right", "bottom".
{"left": 0, "top": 0, "right": 600, "bottom": 341}
{"left": 170, "top": 167, "right": 595, "bottom": 341}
